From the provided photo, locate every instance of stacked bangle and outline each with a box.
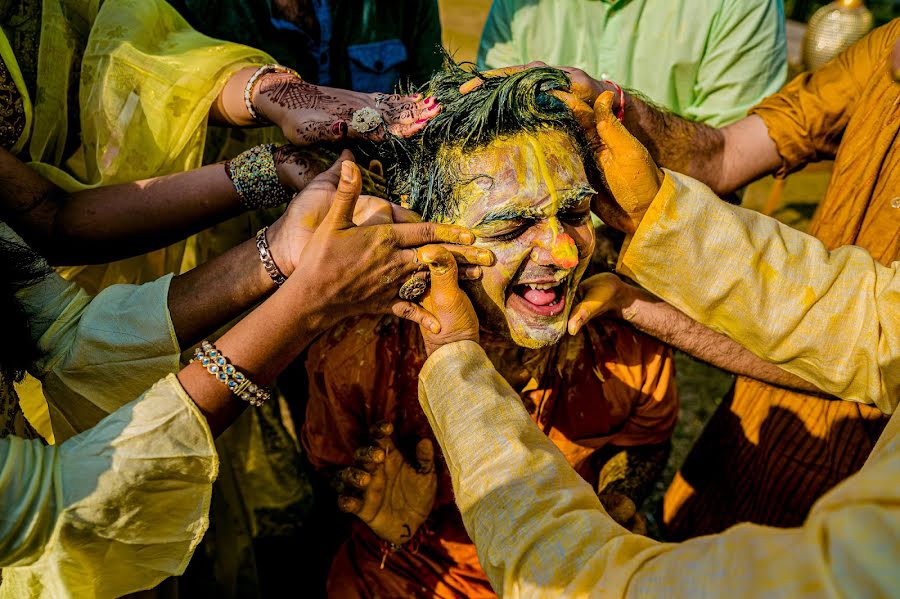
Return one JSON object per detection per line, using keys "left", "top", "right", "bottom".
{"left": 244, "top": 63, "right": 302, "bottom": 124}
{"left": 225, "top": 144, "right": 293, "bottom": 210}
{"left": 191, "top": 341, "right": 270, "bottom": 407}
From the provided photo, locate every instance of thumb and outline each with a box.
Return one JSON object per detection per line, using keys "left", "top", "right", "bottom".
{"left": 324, "top": 160, "right": 362, "bottom": 228}
{"left": 419, "top": 245, "right": 460, "bottom": 302}
{"left": 593, "top": 91, "right": 633, "bottom": 156}
{"left": 414, "top": 438, "right": 435, "bottom": 473}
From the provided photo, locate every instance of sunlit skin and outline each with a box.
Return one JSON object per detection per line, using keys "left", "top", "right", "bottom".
{"left": 444, "top": 129, "right": 596, "bottom": 349}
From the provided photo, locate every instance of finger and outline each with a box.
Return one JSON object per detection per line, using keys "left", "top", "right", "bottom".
{"left": 601, "top": 493, "right": 637, "bottom": 525}
{"left": 354, "top": 445, "right": 386, "bottom": 471}
{"left": 324, "top": 160, "right": 363, "bottom": 228}
{"left": 392, "top": 300, "right": 441, "bottom": 335}
{"left": 419, "top": 245, "right": 460, "bottom": 306}
{"left": 369, "top": 420, "right": 394, "bottom": 440}
{"left": 460, "top": 265, "right": 482, "bottom": 281}
{"left": 630, "top": 512, "right": 648, "bottom": 536}
{"left": 391, "top": 222, "right": 475, "bottom": 247}
{"left": 414, "top": 438, "right": 435, "bottom": 474}
{"left": 549, "top": 90, "right": 600, "bottom": 147}
{"left": 339, "top": 466, "right": 372, "bottom": 490}
{"left": 593, "top": 91, "right": 634, "bottom": 155}
{"left": 367, "top": 159, "right": 384, "bottom": 179}
{"left": 301, "top": 149, "right": 354, "bottom": 192}
{"left": 567, "top": 274, "right": 621, "bottom": 335}
{"left": 459, "top": 65, "right": 534, "bottom": 94}
{"left": 392, "top": 204, "right": 423, "bottom": 224}
{"left": 337, "top": 495, "right": 363, "bottom": 514}
{"left": 437, "top": 245, "right": 494, "bottom": 267}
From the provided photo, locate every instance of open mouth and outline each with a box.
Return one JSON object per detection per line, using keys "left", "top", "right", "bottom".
{"left": 509, "top": 280, "right": 568, "bottom": 317}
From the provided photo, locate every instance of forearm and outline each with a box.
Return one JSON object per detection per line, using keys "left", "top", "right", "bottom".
{"left": 596, "top": 442, "right": 670, "bottom": 507}
{"left": 619, "top": 285, "right": 822, "bottom": 394}
{"left": 619, "top": 171, "right": 900, "bottom": 412}
{"left": 177, "top": 272, "right": 338, "bottom": 436}
{"left": 621, "top": 92, "right": 777, "bottom": 196}
{"left": 167, "top": 236, "right": 274, "bottom": 347}
{"left": 0, "top": 148, "right": 244, "bottom": 264}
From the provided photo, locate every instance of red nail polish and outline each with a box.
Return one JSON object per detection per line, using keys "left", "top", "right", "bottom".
{"left": 424, "top": 96, "right": 435, "bottom": 106}
{"left": 415, "top": 118, "right": 428, "bottom": 124}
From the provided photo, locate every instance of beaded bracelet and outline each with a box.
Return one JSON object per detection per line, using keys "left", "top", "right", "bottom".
{"left": 225, "top": 144, "right": 293, "bottom": 210}
{"left": 244, "top": 64, "right": 302, "bottom": 124}
{"left": 191, "top": 341, "right": 270, "bottom": 407}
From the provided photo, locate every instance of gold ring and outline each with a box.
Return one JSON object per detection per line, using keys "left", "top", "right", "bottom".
{"left": 398, "top": 276, "right": 428, "bottom": 301}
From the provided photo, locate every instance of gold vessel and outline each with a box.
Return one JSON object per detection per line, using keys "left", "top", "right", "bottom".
{"left": 802, "top": 0, "right": 874, "bottom": 71}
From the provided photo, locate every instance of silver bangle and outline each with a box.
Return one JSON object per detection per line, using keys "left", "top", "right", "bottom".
{"left": 256, "top": 226, "right": 287, "bottom": 287}
{"left": 243, "top": 64, "right": 301, "bottom": 124}
{"left": 190, "top": 341, "right": 270, "bottom": 407}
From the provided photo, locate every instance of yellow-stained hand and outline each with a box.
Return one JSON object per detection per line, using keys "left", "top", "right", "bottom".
{"left": 336, "top": 421, "right": 437, "bottom": 546}
{"left": 567, "top": 272, "right": 632, "bottom": 335}
{"left": 557, "top": 90, "right": 664, "bottom": 234}
{"left": 416, "top": 245, "right": 481, "bottom": 356}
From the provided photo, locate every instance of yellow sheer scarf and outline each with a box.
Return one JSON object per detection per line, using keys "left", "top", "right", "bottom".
{"left": 24, "top": 0, "right": 274, "bottom": 291}
{"left": 4, "top": 0, "right": 273, "bottom": 439}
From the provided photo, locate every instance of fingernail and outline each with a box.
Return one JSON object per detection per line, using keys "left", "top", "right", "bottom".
{"left": 341, "top": 161, "right": 352, "bottom": 182}
{"left": 464, "top": 266, "right": 482, "bottom": 279}
{"left": 415, "top": 118, "right": 428, "bottom": 124}
{"left": 478, "top": 250, "right": 493, "bottom": 264}
{"left": 429, "top": 321, "right": 441, "bottom": 334}
{"left": 424, "top": 96, "right": 435, "bottom": 105}
{"left": 459, "top": 231, "right": 475, "bottom": 244}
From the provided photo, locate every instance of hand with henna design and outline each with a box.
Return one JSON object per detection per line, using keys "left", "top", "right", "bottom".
{"left": 252, "top": 72, "right": 440, "bottom": 145}
{"left": 336, "top": 421, "right": 437, "bottom": 546}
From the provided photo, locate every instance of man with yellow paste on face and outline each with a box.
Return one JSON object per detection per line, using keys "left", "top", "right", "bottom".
{"left": 300, "top": 62, "right": 678, "bottom": 598}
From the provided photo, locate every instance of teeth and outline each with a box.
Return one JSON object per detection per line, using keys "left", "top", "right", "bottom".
{"left": 526, "top": 283, "right": 557, "bottom": 290}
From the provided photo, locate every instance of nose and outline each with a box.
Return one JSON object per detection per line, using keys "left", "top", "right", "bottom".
{"left": 530, "top": 219, "right": 580, "bottom": 269}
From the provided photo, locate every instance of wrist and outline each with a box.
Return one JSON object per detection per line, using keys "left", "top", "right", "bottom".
{"left": 251, "top": 70, "right": 303, "bottom": 126}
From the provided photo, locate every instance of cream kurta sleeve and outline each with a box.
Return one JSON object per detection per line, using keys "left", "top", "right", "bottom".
{"left": 419, "top": 346, "right": 900, "bottom": 598}
{"left": 417, "top": 176, "right": 899, "bottom": 597}
{"left": 0, "top": 374, "right": 218, "bottom": 598}
{"left": 1, "top": 223, "right": 182, "bottom": 442}
{"left": 617, "top": 171, "right": 899, "bottom": 413}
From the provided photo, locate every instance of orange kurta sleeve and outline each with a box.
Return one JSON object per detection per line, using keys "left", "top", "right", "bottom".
{"left": 750, "top": 20, "right": 900, "bottom": 177}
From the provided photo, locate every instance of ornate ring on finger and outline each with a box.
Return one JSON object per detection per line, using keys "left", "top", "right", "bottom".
{"left": 350, "top": 107, "right": 384, "bottom": 134}
{"left": 398, "top": 276, "right": 428, "bottom": 301}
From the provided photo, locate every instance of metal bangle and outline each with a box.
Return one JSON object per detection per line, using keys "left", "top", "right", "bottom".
{"left": 190, "top": 341, "right": 270, "bottom": 407}
{"left": 243, "top": 64, "right": 302, "bottom": 124}
{"left": 256, "top": 226, "right": 287, "bottom": 287}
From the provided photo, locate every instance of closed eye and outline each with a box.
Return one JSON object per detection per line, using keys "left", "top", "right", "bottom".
{"left": 559, "top": 210, "right": 590, "bottom": 225}
{"left": 481, "top": 219, "right": 534, "bottom": 241}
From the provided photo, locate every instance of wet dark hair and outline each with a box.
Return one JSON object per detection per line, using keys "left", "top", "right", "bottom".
{"left": 382, "top": 56, "right": 594, "bottom": 222}
{"left": 0, "top": 234, "right": 49, "bottom": 382}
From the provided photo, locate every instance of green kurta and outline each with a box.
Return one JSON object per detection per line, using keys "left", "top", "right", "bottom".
{"left": 478, "top": 0, "right": 787, "bottom": 126}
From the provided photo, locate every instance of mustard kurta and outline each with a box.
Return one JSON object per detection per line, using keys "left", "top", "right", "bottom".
{"left": 417, "top": 171, "right": 899, "bottom": 597}
{"left": 664, "top": 19, "right": 900, "bottom": 537}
